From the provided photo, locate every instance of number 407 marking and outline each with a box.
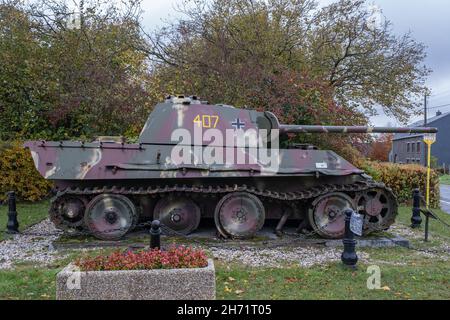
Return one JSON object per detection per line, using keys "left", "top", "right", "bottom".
{"left": 193, "top": 115, "right": 219, "bottom": 128}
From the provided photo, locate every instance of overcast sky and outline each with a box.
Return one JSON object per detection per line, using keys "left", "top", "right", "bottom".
{"left": 139, "top": 0, "right": 450, "bottom": 126}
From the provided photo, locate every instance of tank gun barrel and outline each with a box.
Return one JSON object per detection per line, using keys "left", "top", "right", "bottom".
{"left": 279, "top": 125, "right": 438, "bottom": 134}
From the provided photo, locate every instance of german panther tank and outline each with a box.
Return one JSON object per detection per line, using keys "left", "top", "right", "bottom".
{"left": 24, "top": 96, "right": 437, "bottom": 240}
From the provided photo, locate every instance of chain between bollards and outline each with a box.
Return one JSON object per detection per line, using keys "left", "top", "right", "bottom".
{"left": 341, "top": 209, "right": 358, "bottom": 269}
{"left": 411, "top": 188, "right": 422, "bottom": 228}
{"left": 150, "top": 220, "right": 161, "bottom": 249}
{"left": 410, "top": 187, "right": 435, "bottom": 242}
{"left": 424, "top": 214, "right": 430, "bottom": 242}
{"left": 6, "top": 191, "right": 19, "bottom": 234}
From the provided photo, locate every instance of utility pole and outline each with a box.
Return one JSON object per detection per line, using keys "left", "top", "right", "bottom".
{"left": 423, "top": 92, "right": 428, "bottom": 168}
{"left": 80, "top": 0, "right": 84, "bottom": 29}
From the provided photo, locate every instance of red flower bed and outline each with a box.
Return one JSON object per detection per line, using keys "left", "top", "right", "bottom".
{"left": 75, "top": 246, "right": 208, "bottom": 271}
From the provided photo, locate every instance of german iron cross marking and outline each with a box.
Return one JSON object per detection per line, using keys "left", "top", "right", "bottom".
{"left": 231, "top": 118, "right": 245, "bottom": 130}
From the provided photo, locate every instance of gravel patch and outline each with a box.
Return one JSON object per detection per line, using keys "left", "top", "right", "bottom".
{"left": 413, "top": 245, "right": 450, "bottom": 261}
{"left": 389, "top": 224, "right": 422, "bottom": 239}
{"left": 210, "top": 246, "right": 369, "bottom": 268}
{"left": 0, "top": 219, "right": 63, "bottom": 269}
{"left": 1, "top": 218, "right": 445, "bottom": 270}
{"left": 389, "top": 223, "right": 450, "bottom": 261}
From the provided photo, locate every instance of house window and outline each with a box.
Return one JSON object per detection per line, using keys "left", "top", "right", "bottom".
{"left": 406, "top": 158, "right": 410, "bottom": 164}
{"left": 411, "top": 143, "right": 415, "bottom": 153}
{"left": 417, "top": 142, "right": 421, "bottom": 153}
{"left": 407, "top": 143, "right": 410, "bottom": 152}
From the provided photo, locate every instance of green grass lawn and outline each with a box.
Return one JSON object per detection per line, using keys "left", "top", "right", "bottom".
{"left": 439, "top": 174, "right": 450, "bottom": 185}
{"left": 0, "top": 266, "right": 57, "bottom": 300}
{"left": 0, "top": 203, "right": 449, "bottom": 300}
{"left": 216, "top": 207, "right": 450, "bottom": 300}
{"left": 397, "top": 206, "right": 450, "bottom": 241}
{"left": 1, "top": 256, "right": 448, "bottom": 300}
{"left": 215, "top": 260, "right": 450, "bottom": 300}
{"left": 0, "top": 201, "right": 49, "bottom": 240}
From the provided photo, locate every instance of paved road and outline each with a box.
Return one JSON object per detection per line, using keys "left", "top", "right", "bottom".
{"left": 440, "top": 185, "right": 450, "bottom": 214}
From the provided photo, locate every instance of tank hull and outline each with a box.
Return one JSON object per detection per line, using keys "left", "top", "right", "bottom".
{"left": 25, "top": 140, "right": 392, "bottom": 240}
{"left": 24, "top": 141, "right": 363, "bottom": 182}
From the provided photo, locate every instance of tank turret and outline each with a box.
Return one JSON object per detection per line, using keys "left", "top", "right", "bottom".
{"left": 139, "top": 96, "right": 437, "bottom": 146}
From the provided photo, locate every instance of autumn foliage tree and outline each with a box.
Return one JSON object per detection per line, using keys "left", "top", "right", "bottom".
{"left": 146, "top": 0, "right": 428, "bottom": 120}
{"left": 143, "top": 0, "right": 428, "bottom": 158}
{"left": 368, "top": 133, "right": 393, "bottom": 162}
{"left": 0, "top": 0, "right": 151, "bottom": 140}
{"left": 0, "top": 0, "right": 429, "bottom": 157}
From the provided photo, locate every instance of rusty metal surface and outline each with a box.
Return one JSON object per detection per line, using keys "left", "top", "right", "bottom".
{"left": 309, "top": 192, "right": 355, "bottom": 239}
{"left": 84, "top": 194, "right": 137, "bottom": 240}
{"left": 153, "top": 196, "right": 201, "bottom": 234}
{"left": 214, "top": 192, "right": 266, "bottom": 239}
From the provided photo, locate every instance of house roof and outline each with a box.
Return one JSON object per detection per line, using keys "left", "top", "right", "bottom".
{"left": 409, "top": 111, "right": 450, "bottom": 127}
{"left": 393, "top": 111, "right": 450, "bottom": 141}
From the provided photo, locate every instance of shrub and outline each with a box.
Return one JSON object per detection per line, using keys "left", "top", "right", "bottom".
{"left": 75, "top": 246, "right": 208, "bottom": 271}
{"left": 0, "top": 142, "right": 53, "bottom": 202}
{"left": 359, "top": 161, "right": 440, "bottom": 208}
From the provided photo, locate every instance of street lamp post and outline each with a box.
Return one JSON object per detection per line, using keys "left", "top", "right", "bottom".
{"left": 423, "top": 133, "right": 436, "bottom": 209}
{"left": 423, "top": 133, "right": 436, "bottom": 242}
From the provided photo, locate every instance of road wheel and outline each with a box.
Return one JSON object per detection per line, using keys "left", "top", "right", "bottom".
{"left": 153, "top": 196, "right": 201, "bottom": 235}
{"left": 355, "top": 187, "right": 397, "bottom": 235}
{"left": 308, "top": 192, "right": 355, "bottom": 239}
{"left": 214, "top": 192, "right": 265, "bottom": 239}
{"left": 50, "top": 195, "right": 88, "bottom": 229}
{"left": 84, "top": 194, "right": 137, "bottom": 240}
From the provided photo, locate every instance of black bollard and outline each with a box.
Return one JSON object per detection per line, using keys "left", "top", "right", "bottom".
{"left": 6, "top": 191, "right": 19, "bottom": 234}
{"left": 411, "top": 188, "right": 422, "bottom": 228}
{"left": 150, "top": 220, "right": 161, "bottom": 249}
{"left": 341, "top": 209, "right": 358, "bottom": 268}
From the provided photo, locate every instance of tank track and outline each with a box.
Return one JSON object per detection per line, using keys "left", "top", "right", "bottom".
{"left": 50, "top": 180, "right": 397, "bottom": 236}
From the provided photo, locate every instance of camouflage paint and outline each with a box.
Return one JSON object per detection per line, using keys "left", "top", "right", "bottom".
{"left": 24, "top": 96, "right": 438, "bottom": 190}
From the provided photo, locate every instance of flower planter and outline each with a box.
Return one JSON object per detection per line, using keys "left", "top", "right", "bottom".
{"left": 56, "top": 259, "right": 215, "bottom": 300}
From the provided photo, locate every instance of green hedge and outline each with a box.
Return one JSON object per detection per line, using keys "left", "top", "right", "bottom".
{"left": 0, "top": 142, "right": 53, "bottom": 202}
{"left": 360, "top": 161, "right": 440, "bottom": 208}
